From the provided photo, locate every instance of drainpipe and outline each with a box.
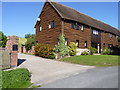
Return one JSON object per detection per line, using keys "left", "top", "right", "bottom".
{"left": 61, "top": 18, "right": 65, "bottom": 35}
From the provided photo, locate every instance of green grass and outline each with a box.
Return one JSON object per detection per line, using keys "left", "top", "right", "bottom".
{"left": 61, "top": 55, "right": 119, "bottom": 67}
{"left": 31, "top": 85, "right": 41, "bottom": 88}
{"left": 2, "top": 68, "right": 32, "bottom": 88}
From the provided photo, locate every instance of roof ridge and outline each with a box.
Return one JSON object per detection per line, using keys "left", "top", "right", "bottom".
{"left": 48, "top": 0, "right": 64, "bottom": 18}
{"left": 52, "top": 1, "right": 118, "bottom": 31}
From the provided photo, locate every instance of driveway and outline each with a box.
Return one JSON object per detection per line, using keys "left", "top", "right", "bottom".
{"left": 17, "top": 53, "right": 94, "bottom": 85}
{"left": 41, "top": 66, "right": 118, "bottom": 88}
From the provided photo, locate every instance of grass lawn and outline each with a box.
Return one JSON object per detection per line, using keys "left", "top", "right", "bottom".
{"left": 61, "top": 55, "right": 119, "bottom": 67}
{"left": 2, "top": 68, "right": 32, "bottom": 88}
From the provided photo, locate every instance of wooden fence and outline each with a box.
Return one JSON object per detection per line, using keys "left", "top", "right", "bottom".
{"left": 0, "top": 48, "right": 11, "bottom": 70}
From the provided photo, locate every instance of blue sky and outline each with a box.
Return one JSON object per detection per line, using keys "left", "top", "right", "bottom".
{"left": 2, "top": 2, "right": 118, "bottom": 37}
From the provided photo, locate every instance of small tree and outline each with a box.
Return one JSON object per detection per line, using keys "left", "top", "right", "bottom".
{"left": 69, "top": 42, "right": 77, "bottom": 56}
{"left": 25, "top": 34, "right": 36, "bottom": 51}
{"left": 54, "top": 34, "right": 69, "bottom": 57}
{"left": 0, "top": 32, "right": 7, "bottom": 48}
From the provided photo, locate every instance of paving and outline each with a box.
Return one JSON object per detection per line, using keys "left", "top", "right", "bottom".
{"left": 41, "top": 66, "right": 118, "bottom": 88}
{"left": 17, "top": 53, "right": 94, "bottom": 85}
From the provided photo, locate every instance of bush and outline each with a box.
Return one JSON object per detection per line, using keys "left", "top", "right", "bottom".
{"left": 81, "top": 51, "right": 89, "bottom": 55}
{"left": 69, "top": 42, "right": 77, "bottom": 56}
{"left": 88, "top": 47, "right": 97, "bottom": 55}
{"left": 101, "top": 48, "right": 111, "bottom": 55}
{"left": 109, "top": 45, "right": 120, "bottom": 55}
{"left": 34, "top": 44, "right": 55, "bottom": 59}
{"left": 48, "top": 52, "right": 56, "bottom": 59}
{"left": 54, "top": 34, "right": 69, "bottom": 57}
{"left": 2, "top": 68, "right": 31, "bottom": 88}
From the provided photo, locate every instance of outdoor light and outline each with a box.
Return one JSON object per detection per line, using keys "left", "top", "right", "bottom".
{"left": 37, "top": 18, "right": 40, "bottom": 21}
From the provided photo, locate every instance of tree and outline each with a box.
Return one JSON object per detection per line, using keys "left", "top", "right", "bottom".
{"left": 25, "top": 34, "right": 36, "bottom": 51}
{"left": 117, "top": 36, "right": 120, "bottom": 42}
{"left": 0, "top": 32, "right": 7, "bottom": 48}
{"left": 54, "top": 34, "right": 69, "bottom": 57}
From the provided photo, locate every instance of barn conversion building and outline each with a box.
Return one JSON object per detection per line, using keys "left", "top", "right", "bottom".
{"left": 35, "top": 0, "right": 120, "bottom": 52}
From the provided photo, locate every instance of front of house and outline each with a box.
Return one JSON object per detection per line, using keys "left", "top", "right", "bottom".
{"left": 34, "top": 0, "right": 120, "bottom": 52}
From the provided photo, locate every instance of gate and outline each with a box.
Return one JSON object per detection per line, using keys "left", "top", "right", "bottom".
{"left": 0, "top": 48, "right": 11, "bottom": 70}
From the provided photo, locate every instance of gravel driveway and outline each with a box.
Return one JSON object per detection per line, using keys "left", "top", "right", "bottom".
{"left": 17, "top": 53, "right": 94, "bottom": 85}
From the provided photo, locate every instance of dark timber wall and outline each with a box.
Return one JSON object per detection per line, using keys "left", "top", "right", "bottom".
{"left": 36, "top": 2, "right": 62, "bottom": 46}
{"left": 35, "top": 1, "right": 119, "bottom": 49}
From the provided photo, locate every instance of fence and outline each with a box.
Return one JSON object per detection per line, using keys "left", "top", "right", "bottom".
{"left": 0, "top": 48, "right": 11, "bottom": 70}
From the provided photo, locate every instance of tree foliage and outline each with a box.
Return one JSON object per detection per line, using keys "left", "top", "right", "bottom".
{"left": 0, "top": 32, "right": 7, "bottom": 48}
{"left": 25, "top": 34, "right": 36, "bottom": 51}
{"left": 54, "top": 34, "right": 69, "bottom": 57}
{"left": 117, "top": 36, "right": 120, "bottom": 42}
{"left": 69, "top": 42, "right": 77, "bottom": 56}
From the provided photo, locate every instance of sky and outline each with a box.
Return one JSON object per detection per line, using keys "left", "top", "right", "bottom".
{"left": 2, "top": 2, "right": 118, "bottom": 37}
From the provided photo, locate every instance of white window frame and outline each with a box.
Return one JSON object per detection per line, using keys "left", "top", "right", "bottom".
{"left": 65, "top": 38, "right": 68, "bottom": 45}
{"left": 81, "top": 25, "right": 84, "bottom": 31}
{"left": 48, "top": 22, "right": 51, "bottom": 29}
{"left": 116, "top": 35, "right": 118, "bottom": 39}
{"left": 40, "top": 26, "right": 42, "bottom": 32}
{"left": 109, "top": 33, "right": 112, "bottom": 38}
{"left": 93, "top": 29, "right": 98, "bottom": 35}
{"left": 76, "top": 40, "right": 79, "bottom": 47}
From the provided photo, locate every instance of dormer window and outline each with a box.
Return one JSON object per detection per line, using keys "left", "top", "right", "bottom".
{"left": 81, "top": 25, "right": 84, "bottom": 31}
{"left": 76, "top": 23, "right": 80, "bottom": 30}
{"left": 116, "top": 35, "right": 118, "bottom": 39}
{"left": 71, "top": 22, "right": 75, "bottom": 29}
{"left": 40, "top": 25, "right": 42, "bottom": 32}
{"left": 109, "top": 33, "right": 112, "bottom": 38}
{"left": 93, "top": 29, "right": 98, "bottom": 35}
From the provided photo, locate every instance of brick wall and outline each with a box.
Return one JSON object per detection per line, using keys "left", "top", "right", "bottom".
{"left": 5, "top": 36, "right": 18, "bottom": 67}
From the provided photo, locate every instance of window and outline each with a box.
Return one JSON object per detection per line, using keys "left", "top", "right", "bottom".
{"left": 71, "top": 22, "right": 75, "bottom": 29}
{"left": 76, "top": 40, "right": 79, "bottom": 47}
{"left": 109, "top": 33, "right": 112, "bottom": 38}
{"left": 51, "top": 21, "right": 54, "bottom": 28}
{"left": 48, "top": 22, "right": 51, "bottom": 29}
{"left": 84, "top": 41, "right": 87, "bottom": 48}
{"left": 116, "top": 35, "right": 118, "bottom": 39}
{"left": 93, "top": 29, "right": 98, "bottom": 35}
{"left": 40, "top": 25, "right": 42, "bottom": 32}
{"left": 76, "top": 23, "right": 80, "bottom": 30}
{"left": 81, "top": 25, "right": 84, "bottom": 31}
{"left": 103, "top": 43, "right": 105, "bottom": 47}
{"left": 65, "top": 38, "right": 68, "bottom": 45}
{"left": 12, "top": 45, "right": 18, "bottom": 51}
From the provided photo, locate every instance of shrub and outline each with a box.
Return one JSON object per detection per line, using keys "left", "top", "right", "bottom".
{"left": 48, "top": 52, "right": 56, "bottom": 59}
{"left": 101, "top": 48, "right": 111, "bottom": 55}
{"left": 69, "top": 42, "right": 77, "bottom": 56}
{"left": 54, "top": 34, "right": 69, "bottom": 57}
{"left": 34, "top": 44, "right": 55, "bottom": 59}
{"left": 81, "top": 51, "right": 89, "bottom": 55}
{"left": 88, "top": 47, "right": 97, "bottom": 55}
{"left": 34, "top": 44, "right": 44, "bottom": 56}
{"left": 109, "top": 45, "right": 120, "bottom": 55}
{"left": 2, "top": 68, "right": 31, "bottom": 88}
